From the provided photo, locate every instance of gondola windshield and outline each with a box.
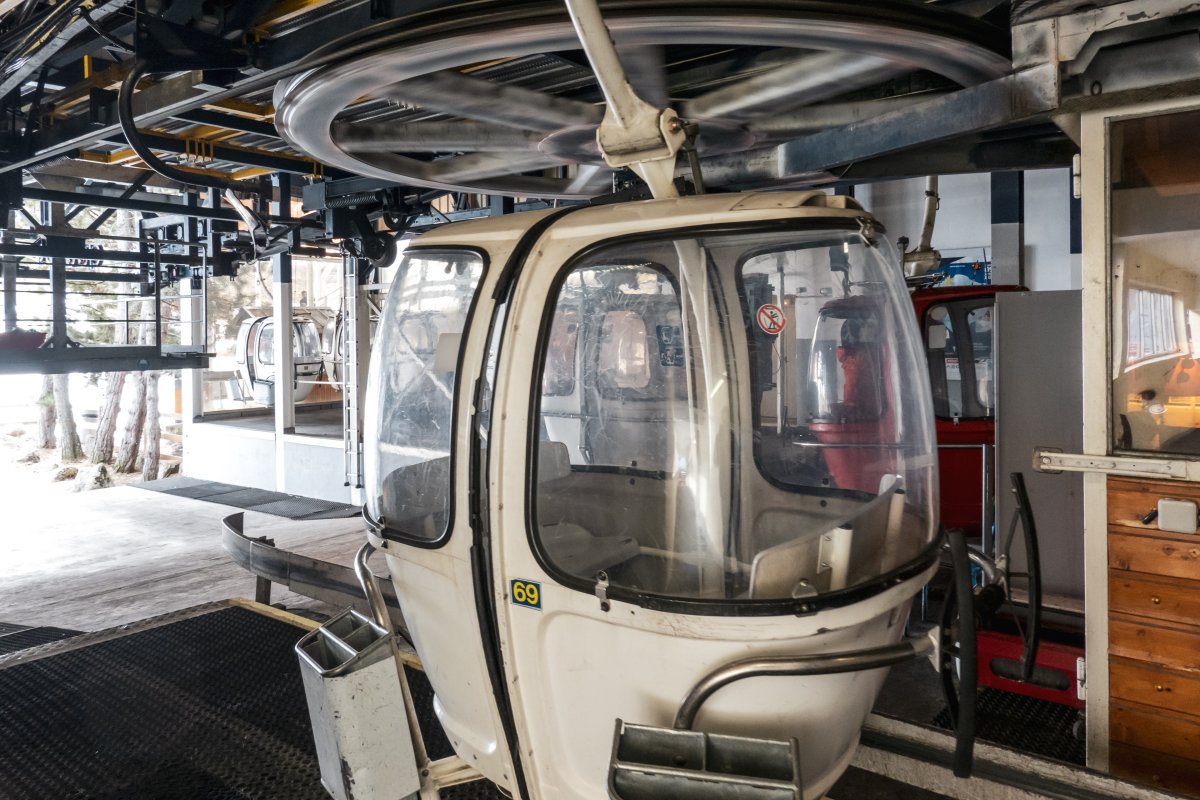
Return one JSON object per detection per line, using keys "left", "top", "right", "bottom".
{"left": 534, "top": 227, "right": 936, "bottom": 603}
{"left": 365, "top": 249, "right": 485, "bottom": 541}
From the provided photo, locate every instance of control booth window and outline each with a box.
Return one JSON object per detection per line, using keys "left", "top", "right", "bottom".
{"left": 1110, "top": 108, "right": 1200, "bottom": 455}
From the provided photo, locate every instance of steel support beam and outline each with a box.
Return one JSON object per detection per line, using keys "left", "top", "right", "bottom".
{"left": 16, "top": 266, "right": 146, "bottom": 282}
{"left": 47, "top": 204, "right": 69, "bottom": 350}
{"left": 990, "top": 171, "right": 1025, "bottom": 286}
{"left": 100, "top": 130, "right": 340, "bottom": 177}
{"left": 170, "top": 109, "right": 280, "bottom": 138}
{"left": 21, "top": 187, "right": 288, "bottom": 224}
{"left": 779, "top": 65, "right": 1060, "bottom": 175}
{"left": 0, "top": 241, "right": 202, "bottom": 266}
{"left": 272, "top": 173, "right": 295, "bottom": 491}
{"left": 2, "top": 210, "right": 16, "bottom": 332}
{"left": 0, "top": 348, "right": 208, "bottom": 375}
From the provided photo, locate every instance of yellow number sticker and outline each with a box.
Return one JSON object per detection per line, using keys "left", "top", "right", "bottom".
{"left": 510, "top": 579, "right": 542, "bottom": 610}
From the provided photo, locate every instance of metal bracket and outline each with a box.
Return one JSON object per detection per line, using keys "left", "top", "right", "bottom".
{"left": 1032, "top": 447, "right": 1186, "bottom": 479}
{"left": 594, "top": 571, "right": 611, "bottom": 612}
{"left": 563, "top": 0, "right": 685, "bottom": 199}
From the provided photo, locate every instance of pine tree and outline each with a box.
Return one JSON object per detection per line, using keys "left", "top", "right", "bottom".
{"left": 36, "top": 374, "right": 56, "bottom": 449}
{"left": 141, "top": 371, "right": 160, "bottom": 480}
{"left": 52, "top": 373, "right": 82, "bottom": 460}
{"left": 114, "top": 372, "right": 147, "bottom": 473}
{"left": 89, "top": 371, "right": 126, "bottom": 463}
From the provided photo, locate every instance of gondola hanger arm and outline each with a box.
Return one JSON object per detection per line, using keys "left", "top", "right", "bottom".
{"left": 562, "top": 0, "right": 685, "bottom": 199}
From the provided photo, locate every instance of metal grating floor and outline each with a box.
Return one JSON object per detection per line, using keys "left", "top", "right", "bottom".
{"left": 137, "top": 478, "right": 360, "bottom": 520}
{"left": 933, "top": 688, "right": 1086, "bottom": 765}
{"left": 0, "top": 605, "right": 326, "bottom": 800}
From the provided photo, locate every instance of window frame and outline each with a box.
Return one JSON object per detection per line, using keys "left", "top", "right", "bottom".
{"left": 922, "top": 298, "right": 996, "bottom": 421}
{"left": 363, "top": 245, "right": 490, "bottom": 550}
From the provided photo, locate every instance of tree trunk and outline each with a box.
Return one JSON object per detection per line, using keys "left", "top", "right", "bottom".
{"left": 89, "top": 371, "right": 126, "bottom": 463}
{"left": 36, "top": 375, "right": 56, "bottom": 449}
{"left": 52, "top": 373, "right": 83, "bottom": 460}
{"left": 114, "top": 372, "right": 147, "bottom": 473}
{"left": 141, "top": 372, "right": 160, "bottom": 481}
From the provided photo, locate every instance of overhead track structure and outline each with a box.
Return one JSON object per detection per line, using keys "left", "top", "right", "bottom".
{"left": 0, "top": 0, "right": 1199, "bottom": 376}
{"left": 275, "top": 0, "right": 1015, "bottom": 198}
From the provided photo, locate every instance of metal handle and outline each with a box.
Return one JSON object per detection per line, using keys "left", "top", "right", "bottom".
{"left": 354, "top": 542, "right": 390, "bottom": 630}
{"left": 673, "top": 637, "right": 932, "bottom": 731}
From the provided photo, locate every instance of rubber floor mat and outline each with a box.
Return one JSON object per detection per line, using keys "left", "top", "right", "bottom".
{"left": 933, "top": 687, "right": 1085, "bottom": 765}
{"left": 137, "top": 478, "right": 359, "bottom": 520}
{"left": 0, "top": 626, "right": 81, "bottom": 656}
{"left": 0, "top": 606, "right": 326, "bottom": 800}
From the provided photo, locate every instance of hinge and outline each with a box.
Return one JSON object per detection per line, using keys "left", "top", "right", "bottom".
{"left": 1072, "top": 154, "right": 1081, "bottom": 200}
{"left": 1076, "top": 657, "right": 1086, "bottom": 701}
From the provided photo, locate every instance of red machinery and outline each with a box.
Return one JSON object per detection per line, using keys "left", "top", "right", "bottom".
{"left": 912, "top": 284, "right": 1084, "bottom": 712}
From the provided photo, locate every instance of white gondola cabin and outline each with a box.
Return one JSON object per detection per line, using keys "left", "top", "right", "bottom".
{"left": 360, "top": 191, "right": 945, "bottom": 799}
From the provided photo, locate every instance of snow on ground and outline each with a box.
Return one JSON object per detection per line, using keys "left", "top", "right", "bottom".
{"left": 0, "top": 373, "right": 179, "bottom": 531}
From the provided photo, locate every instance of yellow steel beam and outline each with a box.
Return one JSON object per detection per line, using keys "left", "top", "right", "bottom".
{"left": 208, "top": 98, "right": 275, "bottom": 121}
{"left": 254, "top": 0, "right": 341, "bottom": 33}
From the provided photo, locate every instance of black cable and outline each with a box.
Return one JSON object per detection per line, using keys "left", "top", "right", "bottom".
{"left": 0, "top": 0, "right": 87, "bottom": 79}
{"left": 117, "top": 58, "right": 262, "bottom": 196}
{"left": 81, "top": 8, "right": 133, "bottom": 53}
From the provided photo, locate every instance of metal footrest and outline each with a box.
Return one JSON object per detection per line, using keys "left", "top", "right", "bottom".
{"left": 608, "top": 720, "right": 802, "bottom": 800}
{"left": 296, "top": 609, "right": 419, "bottom": 800}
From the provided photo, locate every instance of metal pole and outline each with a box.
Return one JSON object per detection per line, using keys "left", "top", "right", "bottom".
{"left": 2, "top": 209, "right": 16, "bottom": 331}
{"left": 153, "top": 234, "right": 162, "bottom": 353}
{"left": 48, "top": 203, "right": 68, "bottom": 348}
{"left": 272, "top": 174, "right": 295, "bottom": 491}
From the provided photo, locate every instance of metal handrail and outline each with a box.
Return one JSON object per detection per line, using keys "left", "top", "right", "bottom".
{"left": 673, "top": 636, "right": 933, "bottom": 731}
{"left": 354, "top": 542, "right": 391, "bottom": 630}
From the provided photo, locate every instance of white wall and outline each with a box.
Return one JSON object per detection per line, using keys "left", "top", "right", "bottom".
{"left": 1024, "top": 168, "right": 1077, "bottom": 291}
{"left": 854, "top": 168, "right": 1078, "bottom": 291}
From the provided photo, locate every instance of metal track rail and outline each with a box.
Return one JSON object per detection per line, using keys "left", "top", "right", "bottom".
{"left": 857, "top": 715, "right": 1190, "bottom": 800}
{"left": 220, "top": 512, "right": 406, "bottom": 629}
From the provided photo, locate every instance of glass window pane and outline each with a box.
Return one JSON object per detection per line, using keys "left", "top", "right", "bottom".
{"left": 533, "top": 229, "right": 937, "bottom": 603}
{"left": 1111, "top": 108, "right": 1200, "bottom": 455}
{"left": 966, "top": 305, "right": 994, "bottom": 415}
{"left": 257, "top": 323, "right": 274, "bottom": 366}
{"left": 922, "top": 300, "right": 993, "bottom": 420}
{"left": 365, "top": 249, "right": 485, "bottom": 541}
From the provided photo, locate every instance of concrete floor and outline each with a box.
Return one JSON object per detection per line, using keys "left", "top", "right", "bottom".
{"left": 0, "top": 482, "right": 959, "bottom": 799}
{"left": 202, "top": 405, "right": 345, "bottom": 440}
{"left": 0, "top": 485, "right": 361, "bottom": 631}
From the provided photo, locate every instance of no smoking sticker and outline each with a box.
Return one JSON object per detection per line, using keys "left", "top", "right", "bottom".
{"left": 756, "top": 303, "right": 786, "bottom": 335}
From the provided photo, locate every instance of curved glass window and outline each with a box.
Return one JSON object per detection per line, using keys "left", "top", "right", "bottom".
{"left": 533, "top": 227, "right": 936, "bottom": 602}
{"left": 296, "top": 320, "right": 322, "bottom": 362}
{"left": 257, "top": 323, "right": 274, "bottom": 367}
{"left": 254, "top": 320, "right": 323, "bottom": 368}
{"left": 365, "top": 249, "right": 485, "bottom": 542}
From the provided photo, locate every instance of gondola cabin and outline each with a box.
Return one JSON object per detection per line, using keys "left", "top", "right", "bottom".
{"left": 362, "top": 191, "right": 945, "bottom": 799}
{"left": 234, "top": 315, "right": 324, "bottom": 404}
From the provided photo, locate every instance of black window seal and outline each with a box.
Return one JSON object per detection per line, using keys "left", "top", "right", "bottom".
{"left": 368, "top": 245, "right": 490, "bottom": 550}
{"left": 525, "top": 218, "right": 939, "bottom": 617}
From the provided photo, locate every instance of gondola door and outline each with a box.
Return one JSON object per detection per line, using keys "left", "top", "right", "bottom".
{"left": 485, "top": 209, "right": 939, "bottom": 800}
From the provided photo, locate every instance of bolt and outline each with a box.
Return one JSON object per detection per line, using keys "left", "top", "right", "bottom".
{"left": 667, "top": 118, "right": 683, "bottom": 134}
